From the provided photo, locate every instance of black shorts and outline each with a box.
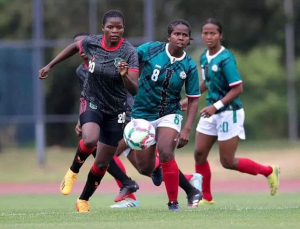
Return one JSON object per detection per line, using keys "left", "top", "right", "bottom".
{"left": 79, "top": 98, "right": 125, "bottom": 147}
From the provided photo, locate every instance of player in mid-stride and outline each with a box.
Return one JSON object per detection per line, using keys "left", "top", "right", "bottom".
{"left": 183, "top": 18, "right": 280, "bottom": 206}
{"left": 120, "top": 19, "right": 203, "bottom": 211}
{"left": 39, "top": 10, "right": 140, "bottom": 212}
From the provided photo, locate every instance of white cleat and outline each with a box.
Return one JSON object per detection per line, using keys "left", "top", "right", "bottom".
{"left": 110, "top": 198, "right": 139, "bottom": 208}
{"left": 189, "top": 173, "right": 203, "bottom": 192}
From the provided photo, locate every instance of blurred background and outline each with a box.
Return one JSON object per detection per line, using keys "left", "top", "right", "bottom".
{"left": 0, "top": 0, "right": 299, "bottom": 186}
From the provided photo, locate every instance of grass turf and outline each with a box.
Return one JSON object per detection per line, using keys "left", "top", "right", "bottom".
{"left": 0, "top": 193, "right": 300, "bottom": 229}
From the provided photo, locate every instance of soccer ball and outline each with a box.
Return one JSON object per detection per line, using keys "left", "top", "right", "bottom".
{"left": 123, "top": 119, "right": 156, "bottom": 150}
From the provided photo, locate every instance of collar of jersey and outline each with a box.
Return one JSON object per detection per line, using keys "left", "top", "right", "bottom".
{"left": 165, "top": 43, "right": 186, "bottom": 64}
{"left": 206, "top": 46, "right": 225, "bottom": 63}
{"left": 101, "top": 36, "right": 124, "bottom": 51}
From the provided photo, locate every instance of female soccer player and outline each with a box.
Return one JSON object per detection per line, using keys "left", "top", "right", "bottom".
{"left": 39, "top": 10, "right": 140, "bottom": 212}
{"left": 121, "top": 19, "right": 202, "bottom": 211}
{"left": 57, "top": 32, "right": 138, "bottom": 209}
{"left": 192, "top": 18, "right": 280, "bottom": 205}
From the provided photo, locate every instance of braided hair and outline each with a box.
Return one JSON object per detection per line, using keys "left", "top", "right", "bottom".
{"left": 102, "top": 10, "right": 125, "bottom": 25}
{"left": 167, "top": 19, "right": 192, "bottom": 45}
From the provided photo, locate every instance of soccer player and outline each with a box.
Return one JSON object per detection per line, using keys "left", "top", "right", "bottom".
{"left": 59, "top": 32, "right": 139, "bottom": 209}
{"left": 120, "top": 19, "right": 203, "bottom": 211}
{"left": 184, "top": 18, "right": 280, "bottom": 206}
{"left": 39, "top": 10, "right": 140, "bottom": 212}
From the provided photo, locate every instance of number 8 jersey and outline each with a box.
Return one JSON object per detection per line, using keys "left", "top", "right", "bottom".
{"left": 132, "top": 41, "right": 201, "bottom": 121}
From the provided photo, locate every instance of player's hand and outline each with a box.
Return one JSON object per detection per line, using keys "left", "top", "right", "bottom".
{"left": 117, "top": 61, "right": 129, "bottom": 77}
{"left": 176, "top": 128, "right": 190, "bottom": 149}
{"left": 180, "top": 98, "right": 188, "bottom": 111}
{"left": 75, "top": 121, "right": 82, "bottom": 137}
{"left": 200, "top": 105, "right": 217, "bottom": 118}
{"left": 39, "top": 65, "right": 51, "bottom": 79}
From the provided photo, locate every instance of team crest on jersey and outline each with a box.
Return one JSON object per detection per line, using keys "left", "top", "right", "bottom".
{"left": 89, "top": 102, "right": 97, "bottom": 110}
{"left": 212, "top": 65, "right": 218, "bottom": 72}
{"left": 179, "top": 71, "right": 187, "bottom": 79}
{"left": 114, "top": 57, "right": 124, "bottom": 67}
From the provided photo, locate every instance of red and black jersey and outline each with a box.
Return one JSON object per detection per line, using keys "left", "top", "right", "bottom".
{"left": 79, "top": 34, "right": 139, "bottom": 115}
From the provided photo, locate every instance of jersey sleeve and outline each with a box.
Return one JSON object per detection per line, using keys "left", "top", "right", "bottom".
{"left": 127, "top": 49, "right": 139, "bottom": 73}
{"left": 185, "top": 61, "right": 201, "bottom": 98}
{"left": 136, "top": 42, "right": 150, "bottom": 63}
{"left": 222, "top": 55, "right": 242, "bottom": 87}
{"left": 78, "top": 35, "right": 95, "bottom": 55}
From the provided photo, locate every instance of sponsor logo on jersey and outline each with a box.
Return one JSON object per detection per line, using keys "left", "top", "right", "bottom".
{"left": 155, "top": 64, "right": 162, "bottom": 69}
{"left": 212, "top": 64, "right": 218, "bottom": 72}
{"left": 89, "top": 102, "right": 97, "bottom": 110}
{"left": 114, "top": 57, "right": 124, "bottom": 67}
{"left": 179, "top": 71, "right": 187, "bottom": 79}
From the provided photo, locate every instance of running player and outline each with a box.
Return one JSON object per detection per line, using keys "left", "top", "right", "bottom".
{"left": 185, "top": 18, "right": 280, "bottom": 206}
{"left": 59, "top": 32, "right": 139, "bottom": 209}
{"left": 120, "top": 19, "right": 203, "bottom": 211}
{"left": 39, "top": 10, "right": 140, "bottom": 212}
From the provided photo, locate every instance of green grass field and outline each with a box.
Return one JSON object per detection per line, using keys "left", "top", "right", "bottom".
{"left": 1, "top": 193, "right": 300, "bottom": 229}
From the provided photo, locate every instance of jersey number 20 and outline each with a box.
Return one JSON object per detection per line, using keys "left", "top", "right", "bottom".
{"left": 89, "top": 60, "right": 95, "bottom": 73}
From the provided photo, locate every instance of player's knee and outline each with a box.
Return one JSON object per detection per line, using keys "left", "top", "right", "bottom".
{"left": 220, "top": 157, "right": 235, "bottom": 169}
{"left": 194, "top": 149, "right": 207, "bottom": 164}
{"left": 159, "top": 150, "right": 174, "bottom": 163}
{"left": 82, "top": 136, "right": 98, "bottom": 149}
{"left": 94, "top": 160, "right": 109, "bottom": 170}
{"left": 137, "top": 166, "right": 152, "bottom": 176}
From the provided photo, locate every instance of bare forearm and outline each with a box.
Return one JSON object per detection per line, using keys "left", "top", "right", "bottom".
{"left": 220, "top": 84, "right": 243, "bottom": 105}
{"left": 122, "top": 73, "right": 138, "bottom": 95}
{"left": 182, "top": 98, "right": 199, "bottom": 131}
{"left": 48, "top": 42, "right": 79, "bottom": 68}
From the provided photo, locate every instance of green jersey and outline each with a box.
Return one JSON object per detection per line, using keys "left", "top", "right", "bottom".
{"left": 132, "top": 41, "right": 200, "bottom": 121}
{"left": 200, "top": 46, "right": 243, "bottom": 113}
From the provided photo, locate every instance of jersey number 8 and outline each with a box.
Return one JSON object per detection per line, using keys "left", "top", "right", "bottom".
{"left": 151, "top": 69, "right": 160, "bottom": 82}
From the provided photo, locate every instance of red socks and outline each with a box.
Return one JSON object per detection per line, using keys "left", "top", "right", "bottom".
{"left": 237, "top": 158, "right": 272, "bottom": 177}
{"left": 113, "top": 156, "right": 136, "bottom": 200}
{"left": 195, "top": 161, "right": 212, "bottom": 201}
{"left": 161, "top": 159, "right": 179, "bottom": 202}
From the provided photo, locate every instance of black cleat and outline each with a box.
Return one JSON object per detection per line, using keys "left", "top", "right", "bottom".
{"left": 187, "top": 188, "right": 203, "bottom": 208}
{"left": 168, "top": 201, "right": 180, "bottom": 211}
{"left": 151, "top": 166, "right": 163, "bottom": 186}
{"left": 114, "top": 178, "right": 139, "bottom": 202}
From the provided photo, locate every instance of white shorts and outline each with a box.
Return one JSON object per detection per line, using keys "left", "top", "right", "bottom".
{"left": 196, "top": 109, "right": 246, "bottom": 141}
{"left": 123, "top": 114, "right": 183, "bottom": 157}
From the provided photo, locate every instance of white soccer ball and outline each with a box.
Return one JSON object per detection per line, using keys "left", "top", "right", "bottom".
{"left": 123, "top": 119, "right": 156, "bottom": 150}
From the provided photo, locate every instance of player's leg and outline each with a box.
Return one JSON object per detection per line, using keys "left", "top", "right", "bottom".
{"left": 76, "top": 113, "right": 139, "bottom": 212}
{"left": 218, "top": 109, "right": 279, "bottom": 196}
{"left": 60, "top": 99, "right": 99, "bottom": 195}
{"left": 156, "top": 126, "right": 181, "bottom": 211}
{"left": 194, "top": 115, "right": 218, "bottom": 205}
{"left": 76, "top": 141, "right": 116, "bottom": 212}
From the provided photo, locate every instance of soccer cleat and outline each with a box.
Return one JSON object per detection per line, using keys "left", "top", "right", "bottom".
{"left": 189, "top": 173, "right": 203, "bottom": 192}
{"left": 199, "top": 199, "right": 215, "bottom": 206}
{"left": 168, "top": 201, "right": 180, "bottom": 211}
{"left": 267, "top": 165, "right": 280, "bottom": 196}
{"left": 75, "top": 199, "right": 90, "bottom": 212}
{"left": 187, "top": 188, "right": 203, "bottom": 208}
{"left": 60, "top": 168, "right": 78, "bottom": 195}
{"left": 114, "top": 178, "right": 139, "bottom": 202}
{"left": 151, "top": 166, "right": 163, "bottom": 186}
{"left": 110, "top": 198, "right": 139, "bottom": 208}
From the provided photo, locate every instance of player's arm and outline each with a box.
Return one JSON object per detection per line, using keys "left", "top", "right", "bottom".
{"left": 39, "top": 41, "right": 80, "bottom": 79}
{"left": 213, "top": 56, "right": 243, "bottom": 109}
{"left": 181, "top": 81, "right": 206, "bottom": 111}
{"left": 118, "top": 61, "right": 139, "bottom": 96}
{"left": 177, "top": 65, "right": 201, "bottom": 148}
